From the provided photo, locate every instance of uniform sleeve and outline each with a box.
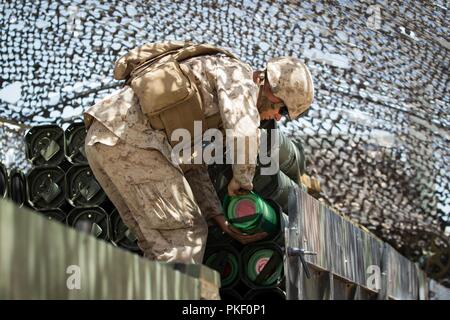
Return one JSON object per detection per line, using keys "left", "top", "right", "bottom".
{"left": 183, "top": 164, "right": 224, "bottom": 221}
{"left": 213, "top": 56, "right": 260, "bottom": 190}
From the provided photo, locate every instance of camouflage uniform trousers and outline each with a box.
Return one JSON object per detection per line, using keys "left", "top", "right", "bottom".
{"left": 85, "top": 132, "right": 208, "bottom": 264}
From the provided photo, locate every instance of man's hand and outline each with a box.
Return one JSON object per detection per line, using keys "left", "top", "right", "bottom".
{"left": 213, "top": 215, "right": 268, "bottom": 245}
{"left": 227, "top": 177, "right": 251, "bottom": 196}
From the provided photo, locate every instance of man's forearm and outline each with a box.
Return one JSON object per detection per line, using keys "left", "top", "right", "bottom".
{"left": 183, "top": 164, "right": 224, "bottom": 221}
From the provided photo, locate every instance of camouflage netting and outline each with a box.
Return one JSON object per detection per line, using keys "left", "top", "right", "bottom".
{"left": 0, "top": 0, "right": 448, "bottom": 285}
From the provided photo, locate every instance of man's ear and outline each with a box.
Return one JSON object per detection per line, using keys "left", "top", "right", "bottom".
{"left": 263, "top": 77, "right": 274, "bottom": 96}
{"left": 253, "top": 70, "right": 265, "bottom": 85}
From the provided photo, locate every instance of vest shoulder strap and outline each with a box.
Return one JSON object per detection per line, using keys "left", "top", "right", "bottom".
{"left": 173, "top": 43, "right": 238, "bottom": 62}
{"left": 114, "top": 41, "right": 238, "bottom": 81}
{"left": 113, "top": 41, "right": 191, "bottom": 80}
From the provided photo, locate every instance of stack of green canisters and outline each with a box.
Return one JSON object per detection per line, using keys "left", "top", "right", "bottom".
{"left": 203, "top": 191, "right": 286, "bottom": 301}
{"left": 20, "top": 122, "right": 141, "bottom": 253}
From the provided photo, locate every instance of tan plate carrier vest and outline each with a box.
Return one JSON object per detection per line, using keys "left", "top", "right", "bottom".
{"left": 113, "top": 41, "right": 238, "bottom": 148}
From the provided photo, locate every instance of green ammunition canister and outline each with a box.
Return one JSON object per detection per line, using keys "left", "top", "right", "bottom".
{"left": 223, "top": 192, "right": 278, "bottom": 235}
{"left": 204, "top": 247, "right": 240, "bottom": 288}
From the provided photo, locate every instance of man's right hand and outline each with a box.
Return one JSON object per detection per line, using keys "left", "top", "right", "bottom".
{"left": 227, "top": 177, "right": 251, "bottom": 196}
{"left": 213, "top": 215, "right": 268, "bottom": 245}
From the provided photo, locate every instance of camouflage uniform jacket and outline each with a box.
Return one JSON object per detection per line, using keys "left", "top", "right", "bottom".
{"left": 84, "top": 54, "right": 260, "bottom": 218}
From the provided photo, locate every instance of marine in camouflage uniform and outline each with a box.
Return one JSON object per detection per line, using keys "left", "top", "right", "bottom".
{"left": 84, "top": 43, "right": 314, "bottom": 264}
{"left": 84, "top": 54, "right": 259, "bottom": 264}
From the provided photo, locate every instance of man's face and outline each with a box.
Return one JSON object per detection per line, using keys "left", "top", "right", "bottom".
{"left": 257, "top": 80, "right": 285, "bottom": 121}
{"left": 259, "top": 105, "right": 282, "bottom": 121}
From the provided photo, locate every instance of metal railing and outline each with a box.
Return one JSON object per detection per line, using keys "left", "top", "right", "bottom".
{"left": 286, "top": 186, "right": 429, "bottom": 300}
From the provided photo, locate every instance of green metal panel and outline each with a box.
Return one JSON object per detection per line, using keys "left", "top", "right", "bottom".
{"left": 287, "top": 186, "right": 428, "bottom": 300}
{"left": 298, "top": 190, "right": 384, "bottom": 286}
{"left": 0, "top": 199, "right": 220, "bottom": 300}
{"left": 385, "top": 244, "right": 421, "bottom": 300}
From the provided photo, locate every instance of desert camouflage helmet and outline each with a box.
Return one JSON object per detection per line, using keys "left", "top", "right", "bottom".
{"left": 266, "top": 57, "right": 314, "bottom": 120}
